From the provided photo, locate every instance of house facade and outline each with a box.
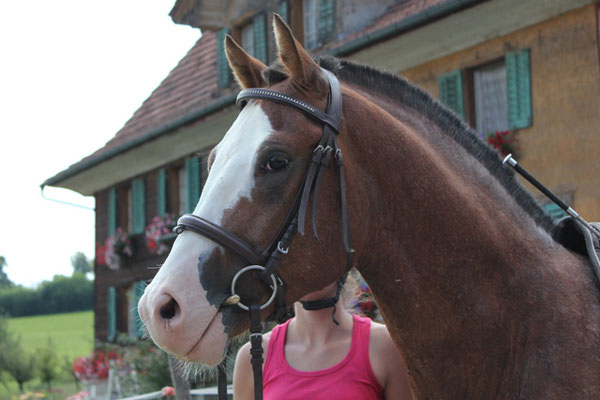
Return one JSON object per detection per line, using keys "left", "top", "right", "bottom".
{"left": 43, "top": 0, "right": 599, "bottom": 342}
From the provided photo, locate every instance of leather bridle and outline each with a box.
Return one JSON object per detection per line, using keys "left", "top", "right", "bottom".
{"left": 173, "top": 67, "right": 352, "bottom": 400}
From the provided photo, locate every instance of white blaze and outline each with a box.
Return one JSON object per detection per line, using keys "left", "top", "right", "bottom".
{"left": 194, "top": 102, "right": 273, "bottom": 222}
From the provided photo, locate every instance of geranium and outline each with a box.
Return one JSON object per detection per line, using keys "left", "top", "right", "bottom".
{"left": 145, "top": 214, "right": 176, "bottom": 255}
{"left": 486, "top": 130, "right": 518, "bottom": 157}
{"left": 161, "top": 386, "right": 175, "bottom": 397}
{"left": 352, "top": 281, "right": 378, "bottom": 319}
{"left": 97, "top": 228, "right": 133, "bottom": 270}
{"left": 73, "top": 351, "right": 122, "bottom": 382}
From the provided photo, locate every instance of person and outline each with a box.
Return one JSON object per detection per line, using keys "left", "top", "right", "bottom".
{"left": 233, "top": 273, "right": 414, "bottom": 400}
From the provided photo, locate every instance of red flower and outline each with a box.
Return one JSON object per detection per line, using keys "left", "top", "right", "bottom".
{"left": 162, "top": 386, "right": 175, "bottom": 396}
{"left": 96, "top": 243, "right": 107, "bottom": 265}
{"left": 486, "top": 131, "right": 517, "bottom": 157}
{"left": 73, "top": 350, "right": 122, "bottom": 381}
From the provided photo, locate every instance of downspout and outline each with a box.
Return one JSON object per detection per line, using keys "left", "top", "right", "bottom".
{"left": 40, "top": 184, "right": 95, "bottom": 211}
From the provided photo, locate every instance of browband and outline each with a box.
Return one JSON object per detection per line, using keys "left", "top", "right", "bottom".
{"left": 237, "top": 88, "right": 341, "bottom": 133}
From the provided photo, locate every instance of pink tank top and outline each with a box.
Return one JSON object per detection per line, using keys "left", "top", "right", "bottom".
{"left": 263, "top": 314, "right": 384, "bottom": 400}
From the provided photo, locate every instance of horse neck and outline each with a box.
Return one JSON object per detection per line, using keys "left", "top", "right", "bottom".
{"left": 341, "top": 85, "right": 600, "bottom": 397}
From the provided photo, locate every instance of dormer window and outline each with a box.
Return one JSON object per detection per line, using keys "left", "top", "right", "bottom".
{"left": 303, "top": 0, "right": 318, "bottom": 50}
{"left": 303, "top": 0, "right": 336, "bottom": 50}
{"left": 242, "top": 23, "right": 255, "bottom": 58}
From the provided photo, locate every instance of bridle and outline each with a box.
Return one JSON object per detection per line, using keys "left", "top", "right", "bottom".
{"left": 173, "top": 67, "right": 352, "bottom": 400}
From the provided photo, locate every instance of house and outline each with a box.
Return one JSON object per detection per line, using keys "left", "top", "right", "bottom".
{"left": 42, "top": 0, "right": 599, "bottom": 342}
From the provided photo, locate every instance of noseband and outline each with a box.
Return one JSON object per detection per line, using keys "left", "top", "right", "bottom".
{"left": 173, "top": 67, "right": 352, "bottom": 400}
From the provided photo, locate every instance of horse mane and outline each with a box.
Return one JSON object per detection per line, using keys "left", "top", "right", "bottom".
{"left": 263, "top": 56, "right": 556, "bottom": 233}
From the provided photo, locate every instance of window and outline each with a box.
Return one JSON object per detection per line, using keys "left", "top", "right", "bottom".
{"left": 304, "top": 0, "right": 318, "bottom": 50}
{"left": 438, "top": 49, "right": 532, "bottom": 136}
{"left": 242, "top": 23, "right": 255, "bottom": 57}
{"left": 473, "top": 61, "right": 509, "bottom": 137}
{"left": 233, "top": 12, "right": 268, "bottom": 63}
{"left": 303, "top": 0, "right": 336, "bottom": 50}
{"left": 278, "top": 0, "right": 290, "bottom": 23}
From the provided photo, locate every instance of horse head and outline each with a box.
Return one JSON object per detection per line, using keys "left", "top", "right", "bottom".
{"left": 138, "top": 14, "right": 356, "bottom": 365}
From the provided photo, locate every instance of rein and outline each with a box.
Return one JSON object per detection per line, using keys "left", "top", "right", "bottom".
{"left": 173, "top": 67, "right": 352, "bottom": 400}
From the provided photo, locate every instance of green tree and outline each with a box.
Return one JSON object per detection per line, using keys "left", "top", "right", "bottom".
{"left": 0, "top": 256, "right": 13, "bottom": 289}
{"left": 37, "top": 338, "right": 61, "bottom": 390}
{"left": 0, "top": 323, "right": 35, "bottom": 393}
{"left": 71, "top": 252, "right": 92, "bottom": 275}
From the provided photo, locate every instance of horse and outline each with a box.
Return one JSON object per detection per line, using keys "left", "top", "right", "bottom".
{"left": 138, "top": 14, "right": 600, "bottom": 399}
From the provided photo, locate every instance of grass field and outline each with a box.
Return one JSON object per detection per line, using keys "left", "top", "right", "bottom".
{"left": 1, "top": 311, "right": 94, "bottom": 399}
{"left": 7, "top": 310, "right": 94, "bottom": 360}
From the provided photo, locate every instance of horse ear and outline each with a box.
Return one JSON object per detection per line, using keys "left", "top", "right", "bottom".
{"left": 225, "top": 34, "right": 267, "bottom": 89}
{"left": 273, "top": 13, "right": 325, "bottom": 90}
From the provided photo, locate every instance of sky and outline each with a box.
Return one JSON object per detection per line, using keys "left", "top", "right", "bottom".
{"left": 0, "top": 1, "right": 200, "bottom": 287}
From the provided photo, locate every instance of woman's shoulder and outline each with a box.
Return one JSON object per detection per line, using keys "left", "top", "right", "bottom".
{"left": 368, "top": 320, "right": 399, "bottom": 360}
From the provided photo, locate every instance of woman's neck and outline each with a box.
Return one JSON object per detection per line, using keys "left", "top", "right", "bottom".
{"left": 289, "top": 303, "right": 353, "bottom": 345}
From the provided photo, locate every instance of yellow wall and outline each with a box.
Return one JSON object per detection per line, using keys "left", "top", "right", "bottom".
{"left": 399, "top": 5, "right": 600, "bottom": 219}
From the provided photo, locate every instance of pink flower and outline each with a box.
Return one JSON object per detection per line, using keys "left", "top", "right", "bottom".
{"left": 161, "top": 386, "right": 175, "bottom": 396}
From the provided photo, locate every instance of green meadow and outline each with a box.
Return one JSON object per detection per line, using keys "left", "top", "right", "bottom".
{"left": 1, "top": 311, "right": 93, "bottom": 399}
{"left": 7, "top": 310, "right": 94, "bottom": 360}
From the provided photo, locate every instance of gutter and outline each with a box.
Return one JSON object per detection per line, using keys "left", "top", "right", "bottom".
{"left": 43, "top": 0, "right": 485, "bottom": 189}
{"left": 41, "top": 92, "right": 238, "bottom": 189}
{"left": 329, "top": 0, "right": 486, "bottom": 57}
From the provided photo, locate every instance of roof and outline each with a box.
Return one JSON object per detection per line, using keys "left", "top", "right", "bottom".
{"left": 43, "top": 0, "right": 482, "bottom": 191}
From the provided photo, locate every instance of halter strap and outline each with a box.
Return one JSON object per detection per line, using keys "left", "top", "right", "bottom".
{"left": 174, "top": 214, "right": 264, "bottom": 265}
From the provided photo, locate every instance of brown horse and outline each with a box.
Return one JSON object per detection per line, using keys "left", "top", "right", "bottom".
{"left": 138, "top": 15, "right": 600, "bottom": 399}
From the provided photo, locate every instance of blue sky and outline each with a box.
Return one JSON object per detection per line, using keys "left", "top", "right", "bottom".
{"left": 0, "top": 1, "right": 200, "bottom": 286}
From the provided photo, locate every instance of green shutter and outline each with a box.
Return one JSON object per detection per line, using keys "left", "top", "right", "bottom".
{"left": 108, "top": 188, "right": 117, "bottom": 235}
{"left": 319, "top": 0, "right": 336, "bottom": 44}
{"left": 253, "top": 12, "right": 268, "bottom": 64}
{"left": 186, "top": 158, "right": 201, "bottom": 213}
{"left": 278, "top": 1, "right": 289, "bottom": 24}
{"left": 217, "top": 28, "right": 231, "bottom": 88}
{"left": 438, "top": 70, "right": 464, "bottom": 118}
{"left": 132, "top": 281, "right": 146, "bottom": 339}
{"left": 543, "top": 203, "right": 567, "bottom": 220}
{"left": 107, "top": 286, "right": 117, "bottom": 342}
{"left": 506, "top": 49, "right": 532, "bottom": 130}
{"left": 157, "top": 169, "right": 167, "bottom": 217}
{"left": 131, "top": 178, "right": 146, "bottom": 234}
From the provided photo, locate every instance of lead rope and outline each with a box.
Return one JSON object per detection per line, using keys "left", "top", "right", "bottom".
{"left": 249, "top": 305, "right": 264, "bottom": 400}
{"left": 217, "top": 345, "right": 229, "bottom": 400}
{"left": 216, "top": 306, "right": 264, "bottom": 400}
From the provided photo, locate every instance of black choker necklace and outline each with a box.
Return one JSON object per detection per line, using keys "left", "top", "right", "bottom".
{"left": 299, "top": 273, "right": 348, "bottom": 325}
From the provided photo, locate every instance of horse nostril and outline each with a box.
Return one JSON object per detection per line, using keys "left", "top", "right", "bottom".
{"left": 159, "top": 297, "right": 179, "bottom": 320}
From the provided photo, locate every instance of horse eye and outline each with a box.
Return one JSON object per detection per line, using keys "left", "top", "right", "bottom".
{"left": 266, "top": 156, "right": 289, "bottom": 172}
